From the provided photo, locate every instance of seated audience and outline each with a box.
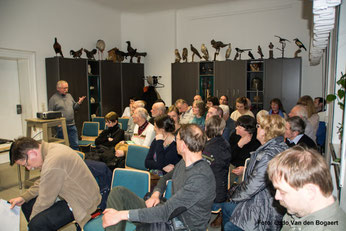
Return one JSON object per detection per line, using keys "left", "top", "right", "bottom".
{"left": 219, "top": 104, "right": 236, "bottom": 140}
{"left": 149, "top": 101, "right": 166, "bottom": 125}
{"left": 206, "top": 106, "right": 235, "bottom": 140}
{"left": 115, "top": 108, "right": 155, "bottom": 158}
{"left": 223, "top": 115, "right": 288, "bottom": 231}
{"left": 314, "top": 97, "right": 326, "bottom": 113}
{"left": 285, "top": 116, "right": 317, "bottom": 149}
{"left": 206, "top": 96, "right": 220, "bottom": 109}
{"left": 203, "top": 115, "right": 232, "bottom": 228}
{"left": 167, "top": 105, "right": 181, "bottom": 135}
{"left": 175, "top": 99, "right": 194, "bottom": 124}
{"left": 102, "top": 124, "right": 216, "bottom": 230}
{"left": 267, "top": 146, "right": 346, "bottom": 230}
{"left": 230, "top": 97, "right": 255, "bottom": 121}
{"left": 219, "top": 95, "right": 229, "bottom": 106}
{"left": 229, "top": 115, "right": 261, "bottom": 183}
{"left": 125, "top": 100, "right": 146, "bottom": 139}
{"left": 145, "top": 115, "right": 181, "bottom": 175}
{"left": 191, "top": 100, "right": 206, "bottom": 128}
{"left": 269, "top": 98, "right": 287, "bottom": 118}
{"left": 121, "top": 97, "right": 135, "bottom": 118}
{"left": 289, "top": 104, "right": 316, "bottom": 142}
{"left": 297, "top": 95, "right": 319, "bottom": 139}
{"left": 256, "top": 109, "right": 269, "bottom": 124}
{"left": 9, "top": 137, "right": 101, "bottom": 231}
{"left": 193, "top": 94, "right": 202, "bottom": 102}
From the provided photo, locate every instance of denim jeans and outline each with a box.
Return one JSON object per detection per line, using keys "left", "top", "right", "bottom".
{"left": 222, "top": 201, "right": 243, "bottom": 231}
{"left": 22, "top": 197, "right": 74, "bottom": 231}
{"left": 57, "top": 125, "right": 79, "bottom": 150}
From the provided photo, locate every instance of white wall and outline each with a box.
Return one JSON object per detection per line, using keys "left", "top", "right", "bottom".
{"left": 0, "top": 0, "right": 122, "bottom": 109}
{"left": 122, "top": 0, "right": 323, "bottom": 106}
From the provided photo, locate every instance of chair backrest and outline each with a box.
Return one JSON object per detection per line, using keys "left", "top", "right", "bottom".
{"left": 118, "top": 118, "right": 129, "bottom": 131}
{"left": 92, "top": 117, "right": 106, "bottom": 130}
{"left": 316, "top": 121, "right": 326, "bottom": 146}
{"left": 125, "top": 144, "right": 150, "bottom": 171}
{"left": 75, "top": 151, "right": 85, "bottom": 160}
{"left": 242, "top": 158, "right": 251, "bottom": 182}
{"left": 112, "top": 168, "right": 150, "bottom": 198}
{"left": 82, "top": 122, "right": 99, "bottom": 137}
{"left": 164, "top": 180, "right": 172, "bottom": 199}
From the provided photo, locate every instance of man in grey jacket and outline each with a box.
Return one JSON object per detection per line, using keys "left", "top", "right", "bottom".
{"left": 102, "top": 124, "right": 216, "bottom": 231}
{"left": 48, "top": 80, "right": 85, "bottom": 150}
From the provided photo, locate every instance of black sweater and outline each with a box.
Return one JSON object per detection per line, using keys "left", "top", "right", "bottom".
{"left": 94, "top": 125, "right": 124, "bottom": 148}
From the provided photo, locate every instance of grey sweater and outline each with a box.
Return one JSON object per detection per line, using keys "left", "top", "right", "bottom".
{"left": 129, "top": 159, "right": 216, "bottom": 230}
{"left": 48, "top": 92, "right": 80, "bottom": 125}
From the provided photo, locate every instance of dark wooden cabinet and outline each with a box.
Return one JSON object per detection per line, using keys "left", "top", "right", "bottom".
{"left": 46, "top": 57, "right": 144, "bottom": 135}
{"left": 264, "top": 58, "right": 301, "bottom": 112}
{"left": 172, "top": 62, "right": 199, "bottom": 106}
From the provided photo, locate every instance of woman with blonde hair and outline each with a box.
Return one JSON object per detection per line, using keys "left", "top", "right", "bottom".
{"left": 297, "top": 95, "right": 319, "bottom": 138}
{"left": 223, "top": 114, "right": 288, "bottom": 231}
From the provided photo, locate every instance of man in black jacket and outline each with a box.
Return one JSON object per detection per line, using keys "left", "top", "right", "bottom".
{"left": 285, "top": 116, "right": 317, "bottom": 149}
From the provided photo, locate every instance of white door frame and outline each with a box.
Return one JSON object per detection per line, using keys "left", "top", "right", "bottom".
{"left": 0, "top": 48, "right": 38, "bottom": 136}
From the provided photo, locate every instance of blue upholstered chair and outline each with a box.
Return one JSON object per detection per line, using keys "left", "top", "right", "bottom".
{"left": 164, "top": 180, "right": 172, "bottom": 200}
{"left": 92, "top": 117, "right": 106, "bottom": 130}
{"left": 78, "top": 121, "right": 99, "bottom": 147}
{"left": 83, "top": 168, "right": 150, "bottom": 231}
{"left": 75, "top": 151, "right": 85, "bottom": 160}
{"left": 118, "top": 118, "right": 129, "bottom": 131}
{"left": 125, "top": 144, "right": 150, "bottom": 171}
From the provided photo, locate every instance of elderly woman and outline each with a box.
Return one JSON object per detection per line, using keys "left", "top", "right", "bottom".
{"left": 191, "top": 100, "right": 206, "bottom": 128}
{"left": 223, "top": 114, "right": 288, "bottom": 231}
{"left": 167, "top": 105, "right": 181, "bottom": 135}
{"left": 229, "top": 115, "right": 261, "bottom": 182}
{"left": 230, "top": 97, "right": 254, "bottom": 121}
{"left": 145, "top": 115, "right": 181, "bottom": 175}
{"left": 115, "top": 107, "right": 155, "bottom": 158}
{"left": 203, "top": 115, "right": 232, "bottom": 228}
{"left": 269, "top": 98, "right": 287, "bottom": 119}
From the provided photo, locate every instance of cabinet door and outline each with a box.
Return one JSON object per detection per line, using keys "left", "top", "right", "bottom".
{"left": 264, "top": 59, "right": 283, "bottom": 110}
{"left": 101, "top": 61, "right": 122, "bottom": 116}
{"left": 215, "top": 61, "right": 230, "bottom": 98}
{"left": 121, "top": 63, "right": 144, "bottom": 112}
{"left": 282, "top": 58, "right": 301, "bottom": 112}
{"left": 171, "top": 63, "right": 199, "bottom": 106}
{"left": 229, "top": 60, "right": 246, "bottom": 107}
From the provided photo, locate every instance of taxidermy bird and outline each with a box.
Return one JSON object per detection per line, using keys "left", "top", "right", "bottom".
{"left": 182, "top": 48, "right": 188, "bottom": 62}
{"left": 248, "top": 51, "right": 255, "bottom": 60}
{"left": 96, "top": 39, "right": 106, "bottom": 60}
{"left": 53, "top": 37, "right": 64, "bottom": 57}
{"left": 70, "top": 48, "right": 83, "bottom": 58}
{"left": 201, "top": 44, "right": 209, "bottom": 61}
{"left": 84, "top": 48, "right": 97, "bottom": 60}
{"left": 268, "top": 42, "right": 274, "bottom": 59}
{"left": 293, "top": 38, "right": 306, "bottom": 51}
{"left": 257, "top": 45, "right": 264, "bottom": 59}
{"left": 135, "top": 52, "right": 147, "bottom": 63}
{"left": 235, "top": 48, "right": 251, "bottom": 60}
{"left": 190, "top": 44, "right": 202, "bottom": 62}
{"left": 126, "top": 41, "right": 137, "bottom": 63}
{"left": 225, "top": 43, "right": 232, "bottom": 59}
{"left": 275, "top": 35, "right": 290, "bottom": 44}
{"left": 108, "top": 47, "right": 128, "bottom": 63}
{"left": 211, "top": 39, "right": 228, "bottom": 60}
{"left": 175, "top": 49, "right": 181, "bottom": 63}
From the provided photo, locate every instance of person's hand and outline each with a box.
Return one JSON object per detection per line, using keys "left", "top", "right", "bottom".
{"left": 145, "top": 191, "right": 160, "bottom": 208}
{"left": 232, "top": 166, "right": 244, "bottom": 176}
{"left": 115, "top": 150, "right": 124, "bottom": 157}
{"left": 102, "top": 209, "right": 128, "bottom": 228}
{"left": 237, "top": 135, "right": 251, "bottom": 148}
{"left": 108, "top": 137, "right": 114, "bottom": 142}
{"left": 8, "top": 197, "right": 25, "bottom": 209}
{"left": 78, "top": 96, "right": 86, "bottom": 104}
{"left": 163, "top": 164, "right": 174, "bottom": 173}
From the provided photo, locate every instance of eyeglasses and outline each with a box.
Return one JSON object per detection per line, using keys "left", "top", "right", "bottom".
{"left": 24, "top": 155, "right": 29, "bottom": 168}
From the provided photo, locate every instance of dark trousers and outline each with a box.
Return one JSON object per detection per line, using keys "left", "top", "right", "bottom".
{"left": 22, "top": 197, "right": 74, "bottom": 231}
{"left": 57, "top": 125, "right": 79, "bottom": 150}
{"left": 222, "top": 201, "right": 243, "bottom": 231}
{"left": 105, "top": 186, "right": 147, "bottom": 231}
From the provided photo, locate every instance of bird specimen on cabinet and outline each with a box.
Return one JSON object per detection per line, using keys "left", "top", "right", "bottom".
{"left": 126, "top": 41, "right": 137, "bottom": 63}
{"left": 53, "top": 37, "right": 64, "bottom": 57}
{"left": 84, "top": 48, "right": 97, "bottom": 60}
{"left": 257, "top": 45, "right": 264, "bottom": 59}
{"left": 268, "top": 42, "right": 274, "bottom": 59}
{"left": 175, "top": 49, "right": 182, "bottom": 63}
{"left": 190, "top": 44, "right": 202, "bottom": 62}
{"left": 182, "top": 48, "right": 188, "bottom": 62}
{"left": 135, "top": 52, "right": 147, "bottom": 63}
{"left": 235, "top": 48, "right": 251, "bottom": 60}
{"left": 211, "top": 39, "right": 228, "bottom": 61}
{"left": 201, "top": 44, "right": 209, "bottom": 61}
{"left": 248, "top": 51, "right": 255, "bottom": 60}
{"left": 70, "top": 48, "right": 83, "bottom": 58}
{"left": 225, "top": 43, "right": 232, "bottom": 59}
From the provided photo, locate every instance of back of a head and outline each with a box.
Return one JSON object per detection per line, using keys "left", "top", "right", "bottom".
{"left": 207, "top": 96, "right": 220, "bottom": 106}
{"left": 205, "top": 115, "right": 226, "bottom": 138}
{"left": 256, "top": 109, "right": 269, "bottom": 124}
{"left": 175, "top": 99, "right": 187, "bottom": 106}
{"left": 297, "top": 95, "right": 316, "bottom": 117}
{"left": 154, "top": 102, "right": 166, "bottom": 114}
{"left": 236, "top": 115, "right": 257, "bottom": 134}
{"left": 267, "top": 146, "right": 333, "bottom": 197}
{"left": 134, "top": 100, "right": 146, "bottom": 109}
{"left": 286, "top": 116, "right": 306, "bottom": 134}
{"left": 259, "top": 114, "right": 286, "bottom": 142}
{"left": 154, "top": 114, "right": 175, "bottom": 133}
{"left": 179, "top": 124, "right": 207, "bottom": 153}
{"left": 292, "top": 104, "right": 308, "bottom": 119}
{"left": 135, "top": 107, "right": 149, "bottom": 120}
{"left": 105, "top": 111, "right": 118, "bottom": 122}
{"left": 10, "top": 137, "right": 39, "bottom": 165}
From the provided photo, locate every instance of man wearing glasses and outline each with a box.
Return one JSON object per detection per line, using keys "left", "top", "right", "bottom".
{"left": 8, "top": 137, "right": 101, "bottom": 231}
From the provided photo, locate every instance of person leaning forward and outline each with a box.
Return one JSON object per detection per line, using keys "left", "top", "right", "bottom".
{"left": 102, "top": 124, "right": 216, "bottom": 231}
{"left": 8, "top": 137, "right": 101, "bottom": 231}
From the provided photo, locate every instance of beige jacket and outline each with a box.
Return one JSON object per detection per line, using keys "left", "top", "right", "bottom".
{"left": 21, "top": 141, "right": 101, "bottom": 227}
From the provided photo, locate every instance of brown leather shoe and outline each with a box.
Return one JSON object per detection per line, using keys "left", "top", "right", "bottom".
{"left": 210, "top": 212, "right": 222, "bottom": 228}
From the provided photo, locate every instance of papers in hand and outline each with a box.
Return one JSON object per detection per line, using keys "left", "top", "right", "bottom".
{"left": 0, "top": 199, "right": 20, "bottom": 231}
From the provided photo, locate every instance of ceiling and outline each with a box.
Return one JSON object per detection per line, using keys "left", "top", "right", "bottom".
{"left": 89, "top": 0, "right": 237, "bottom": 13}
